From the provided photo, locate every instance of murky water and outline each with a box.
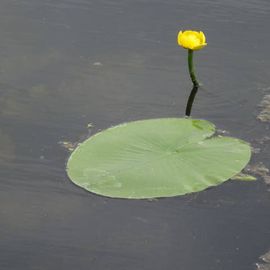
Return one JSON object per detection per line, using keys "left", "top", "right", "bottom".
{"left": 0, "top": 0, "right": 270, "bottom": 269}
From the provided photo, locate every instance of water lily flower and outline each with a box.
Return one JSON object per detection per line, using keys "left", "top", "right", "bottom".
{"left": 177, "top": 30, "right": 207, "bottom": 89}
{"left": 178, "top": 30, "right": 207, "bottom": 50}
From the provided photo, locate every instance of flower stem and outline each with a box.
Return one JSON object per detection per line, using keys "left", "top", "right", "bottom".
{"left": 185, "top": 85, "right": 198, "bottom": 116}
{"left": 188, "top": 49, "right": 199, "bottom": 87}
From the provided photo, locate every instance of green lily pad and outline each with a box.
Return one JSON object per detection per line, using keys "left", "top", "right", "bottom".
{"left": 66, "top": 118, "right": 251, "bottom": 199}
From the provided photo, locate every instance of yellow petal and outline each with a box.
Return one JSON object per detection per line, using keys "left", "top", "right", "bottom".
{"left": 178, "top": 31, "right": 190, "bottom": 49}
{"left": 193, "top": 43, "right": 207, "bottom": 50}
{"left": 177, "top": 31, "right": 183, "bottom": 46}
{"left": 199, "top": 31, "right": 206, "bottom": 44}
{"left": 177, "top": 30, "right": 207, "bottom": 50}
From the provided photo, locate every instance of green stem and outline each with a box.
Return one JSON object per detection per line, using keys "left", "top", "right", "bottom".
{"left": 185, "top": 85, "right": 198, "bottom": 116}
{"left": 188, "top": 49, "right": 199, "bottom": 87}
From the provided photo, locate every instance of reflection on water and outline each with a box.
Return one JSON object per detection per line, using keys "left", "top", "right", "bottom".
{"left": 0, "top": 0, "right": 270, "bottom": 270}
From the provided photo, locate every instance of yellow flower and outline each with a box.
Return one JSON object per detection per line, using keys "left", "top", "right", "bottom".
{"left": 177, "top": 30, "right": 207, "bottom": 50}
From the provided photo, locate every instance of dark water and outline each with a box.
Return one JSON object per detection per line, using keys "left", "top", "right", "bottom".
{"left": 0, "top": 0, "right": 270, "bottom": 269}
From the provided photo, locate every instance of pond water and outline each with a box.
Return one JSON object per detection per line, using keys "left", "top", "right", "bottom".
{"left": 0, "top": 0, "right": 270, "bottom": 269}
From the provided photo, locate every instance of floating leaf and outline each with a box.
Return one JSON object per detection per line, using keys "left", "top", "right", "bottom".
{"left": 231, "top": 173, "right": 256, "bottom": 181}
{"left": 67, "top": 118, "right": 251, "bottom": 199}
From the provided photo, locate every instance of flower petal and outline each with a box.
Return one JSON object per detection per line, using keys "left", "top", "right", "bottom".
{"left": 200, "top": 31, "right": 206, "bottom": 43}
{"left": 193, "top": 43, "right": 207, "bottom": 50}
{"left": 177, "top": 30, "right": 207, "bottom": 50}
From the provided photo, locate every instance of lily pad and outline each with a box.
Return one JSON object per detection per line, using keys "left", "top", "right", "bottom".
{"left": 66, "top": 118, "right": 251, "bottom": 199}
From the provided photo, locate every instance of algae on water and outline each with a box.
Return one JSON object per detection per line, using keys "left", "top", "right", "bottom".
{"left": 257, "top": 250, "right": 270, "bottom": 270}
{"left": 257, "top": 94, "right": 270, "bottom": 122}
{"left": 245, "top": 163, "right": 270, "bottom": 185}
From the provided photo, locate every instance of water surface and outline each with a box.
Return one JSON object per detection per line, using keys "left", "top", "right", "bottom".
{"left": 0, "top": 0, "right": 270, "bottom": 269}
